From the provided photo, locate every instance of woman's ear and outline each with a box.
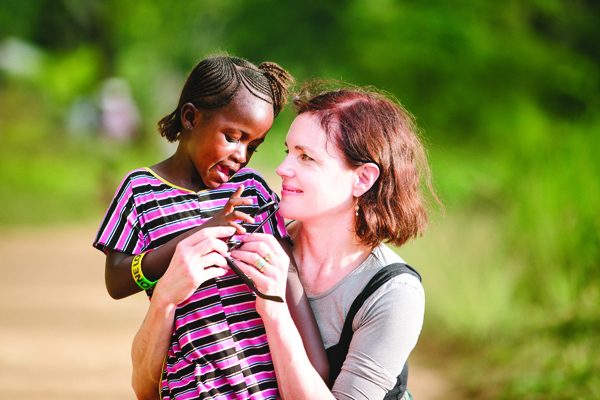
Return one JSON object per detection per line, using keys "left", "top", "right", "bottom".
{"left": 353, "top": 162, "right": 380, "bottom": 197}
{"left": 180, "top": 103, "right": 199, "bottom": 131}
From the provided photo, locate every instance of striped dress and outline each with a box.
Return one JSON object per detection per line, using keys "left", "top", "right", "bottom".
{"left": 94, "top": 167, "right": 286, "bottom": 400}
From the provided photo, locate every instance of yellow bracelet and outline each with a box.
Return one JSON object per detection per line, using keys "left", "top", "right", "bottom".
{"left": 131, "top": 252, "right": 157, "bottom": 290}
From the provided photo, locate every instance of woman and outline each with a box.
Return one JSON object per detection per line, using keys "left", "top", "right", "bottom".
{"left": 231, "top": 82, "right": 437, "bottom": 399}
{"left": 133, "top": 82, "right": 437, "bottom": 399}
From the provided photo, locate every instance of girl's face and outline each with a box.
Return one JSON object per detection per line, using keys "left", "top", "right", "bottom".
{"left": 276, "top": 113, "right": 357, "bottom": 222}
{"left": 184, "top": 88, "right": 274, "bottom": 189}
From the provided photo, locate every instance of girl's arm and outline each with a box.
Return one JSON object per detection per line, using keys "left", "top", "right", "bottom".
{"left": 105, "top": 187, "right": 254, "bottom": 299}
{"left": 131, "top": 227, "right": 234, "bottom": 399}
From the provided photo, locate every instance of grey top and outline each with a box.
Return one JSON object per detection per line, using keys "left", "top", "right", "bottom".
{"left": 308, "top": 243, "right": 425, "bottom": 400}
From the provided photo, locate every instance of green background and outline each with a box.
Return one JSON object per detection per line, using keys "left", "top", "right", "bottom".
{"left": 1, "top": 1, "right": 599, "bottom": 398}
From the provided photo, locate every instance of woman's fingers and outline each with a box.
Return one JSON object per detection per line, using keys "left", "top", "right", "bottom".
{"left": 240, "top": 233, "right": 287, "bottom": 259}
{"left": 230, "top": 235, "right": 289, "bottom": 284}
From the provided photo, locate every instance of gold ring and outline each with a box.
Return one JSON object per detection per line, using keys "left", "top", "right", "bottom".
{"left": 253, "top": 257, "right": 268, "bottom": 273}
{"left": 263, "top": 251, "right": 275, "bottom": 263}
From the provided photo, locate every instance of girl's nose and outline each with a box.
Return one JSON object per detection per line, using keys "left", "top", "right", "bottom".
{"left": 231, "top": 144, "right": 248, "bottom": 164}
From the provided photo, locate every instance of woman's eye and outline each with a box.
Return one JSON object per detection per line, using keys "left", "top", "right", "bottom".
{"left": 248, "top": 146, "right": 258, "bottom": 154}
{"left": 225, "top": 135, "right": 239, "bottom": 144}
{"left": 300, "top": 154, "right": 313, "bottom": 161}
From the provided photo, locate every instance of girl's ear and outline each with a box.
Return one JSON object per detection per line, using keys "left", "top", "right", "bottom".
{"left": 353, "top": 162, "right": 380, "bottom": 197}
{"left": 180, "top": 103, "right": 199, "bottom": 131}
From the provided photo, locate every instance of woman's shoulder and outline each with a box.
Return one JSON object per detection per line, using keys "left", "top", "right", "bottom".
{"left": 357, "top": 244, "right": 424, "bottom": 303}
{"left": 355, "top": 244, "right": 424, "bottom": 317}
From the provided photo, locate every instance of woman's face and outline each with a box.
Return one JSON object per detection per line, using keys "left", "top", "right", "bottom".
{"left": 276, "top": 113, "right": 357, "bottom": 221}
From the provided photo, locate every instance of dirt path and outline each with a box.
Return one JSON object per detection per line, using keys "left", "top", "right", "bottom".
{"left": 0, "top": 225, "right": 451, "bottom": 399}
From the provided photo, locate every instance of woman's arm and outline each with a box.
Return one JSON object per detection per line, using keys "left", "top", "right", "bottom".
{"left": 232, "top": 234, "right": 335, "bottom": 400}
{"left": 283, "top": 253, "right": 329, "bottom": 385}
{"left": 232, "top": 234, "right": 425, "bottom": 400}
{"left": 131, "top": 226, "right": 235, "bottom": 399}
{"left": 105, "top": 188, "right": 254, "bottom": 299}
{"left": 131, "top": 293, "right": 176, "bottom": 400}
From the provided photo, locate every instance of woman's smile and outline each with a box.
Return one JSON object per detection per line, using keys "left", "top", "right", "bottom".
{"left": 281, "top": 184, "right": 303, "bottom": 195}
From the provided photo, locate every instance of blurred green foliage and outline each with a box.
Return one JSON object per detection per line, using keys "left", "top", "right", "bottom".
{"left": 1, "top": 1, "right": 599, "bottom": 398}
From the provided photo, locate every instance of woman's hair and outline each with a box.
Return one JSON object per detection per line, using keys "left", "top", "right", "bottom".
{"left": 293, "top": 80, "right": 441, "bottom": 249}
{"left": 158, "top": 55, "right": 294, "bottom": 142}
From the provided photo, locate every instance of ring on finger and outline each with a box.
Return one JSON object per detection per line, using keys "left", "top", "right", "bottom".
{"left": 253, "top": 257, "right": 268, "bottom": 273}
{"left": 263, "top": 250, "right": 276, "bottom": 263}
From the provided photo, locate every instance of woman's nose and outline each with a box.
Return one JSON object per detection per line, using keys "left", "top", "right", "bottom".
{"left": 276, "top": 156, "right": 292, "bottom": 178}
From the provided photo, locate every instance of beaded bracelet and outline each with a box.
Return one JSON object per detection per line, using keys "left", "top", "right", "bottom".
{"left": 131, "top": 252, "right": 157, "bottom": 290}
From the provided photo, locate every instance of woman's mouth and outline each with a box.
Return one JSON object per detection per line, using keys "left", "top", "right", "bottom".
{"left": 281, "top": 184, "right": 302, "bottom": 195}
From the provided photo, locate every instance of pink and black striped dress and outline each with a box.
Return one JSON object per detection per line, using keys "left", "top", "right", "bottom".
{"left": 94, "top": 167, "right": 287, "bottom": 400}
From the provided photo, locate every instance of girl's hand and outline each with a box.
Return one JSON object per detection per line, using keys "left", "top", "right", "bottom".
{"left": 153, "top": 226, "right": 235, "bottom": 306}
{"left": 201, "top": 185, "right": 255, "bottom": 235}
{"left": 230, "top": 233, "right": 289, "bottom": 314}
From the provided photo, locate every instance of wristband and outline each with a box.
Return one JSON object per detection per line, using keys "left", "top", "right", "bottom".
{"left": 131, "top": 252, "right": 157, "bottom": 290}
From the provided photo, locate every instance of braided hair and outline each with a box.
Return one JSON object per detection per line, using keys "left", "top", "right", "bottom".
{"left": 158, "top": 56, "right": 294, "bottom": 142}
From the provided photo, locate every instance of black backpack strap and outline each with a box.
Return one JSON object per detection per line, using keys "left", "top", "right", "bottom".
{"left": 326, "top": 263, "right": 421, "bottom": 396}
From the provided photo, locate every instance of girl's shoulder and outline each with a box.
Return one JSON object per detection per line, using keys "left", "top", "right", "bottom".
{"left": 230, "top": 168, "right": 276, "bottom": 193}
{"left": 110, "top": 167, "right": 156, "bottom": 193}
{"left": 120, "top": 167, "right": 156, "bottom": 182}
{"left": 231, "top": 167, "right": 266, "bottom": 182}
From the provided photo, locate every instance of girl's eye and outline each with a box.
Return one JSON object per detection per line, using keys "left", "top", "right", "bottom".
{"left": 300, "top": 154, "right": 313, "bottom": 161}
{"left": 225, "top": 135, "right": 239, "bottom": 144}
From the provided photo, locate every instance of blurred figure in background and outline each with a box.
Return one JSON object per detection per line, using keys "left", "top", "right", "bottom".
{"left": 99, "top": 77, "right": 140, "bottom": 142}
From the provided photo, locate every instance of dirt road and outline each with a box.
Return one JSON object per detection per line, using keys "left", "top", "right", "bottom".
{"left": 0, "top": 225, "right": 451, "bottom": 399}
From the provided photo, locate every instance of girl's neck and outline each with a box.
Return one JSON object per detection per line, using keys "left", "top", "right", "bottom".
{"left": 291, "top": 214, "right": 373, "bottom": 295}
{"left": 152, "top": 151, "right": 207, "bottom": 192}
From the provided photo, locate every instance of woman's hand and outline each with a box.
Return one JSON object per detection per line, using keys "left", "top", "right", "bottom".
{"left": 153, "top": 226, "right": 235, "bottom": 306}
{"left": 200, "top": 185, "right": 255, "bottom": 235}
{"left": 230, "top": 233, "right": 289, "bottom": 313}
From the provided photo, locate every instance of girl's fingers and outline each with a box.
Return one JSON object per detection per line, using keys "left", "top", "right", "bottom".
{"left": 182, "top": 226, "right": 236, "bottom": 249}
{"left": 230, "top": 210, "right": 255, "bottom": 225}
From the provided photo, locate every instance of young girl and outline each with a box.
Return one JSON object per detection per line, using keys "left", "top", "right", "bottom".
{"left": 93, "top": 55, "right": 327, "bottom": 399}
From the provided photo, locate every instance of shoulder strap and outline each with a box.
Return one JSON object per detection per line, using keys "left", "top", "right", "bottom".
{"left": 327, "top": 263, "right": 421, "bottom": 387}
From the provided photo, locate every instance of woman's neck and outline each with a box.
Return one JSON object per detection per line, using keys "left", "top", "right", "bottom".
{"left": 291, "top": 214, "right": 373, "bottom": 295}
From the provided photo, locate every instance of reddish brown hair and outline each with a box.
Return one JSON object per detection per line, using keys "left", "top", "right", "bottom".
{"left": 293, "top": 81, "right": 440, "bottom": 248}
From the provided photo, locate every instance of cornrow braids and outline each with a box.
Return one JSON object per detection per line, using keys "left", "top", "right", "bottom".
{"left": 157, "top": 56, "right": 293, "bottom": 142}
{"left": 258, "top": 62, "right": 294, "bottom": 117}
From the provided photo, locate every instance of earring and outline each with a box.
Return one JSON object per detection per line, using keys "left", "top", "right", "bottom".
{"left": 187, "top": 125, "right": 192, "bottom": 130}
{"left": 355, "top": 201, "right": 360, "bottom": 217}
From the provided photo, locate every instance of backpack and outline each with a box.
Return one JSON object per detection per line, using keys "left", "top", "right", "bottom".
{"left": 325, "top": 263, "right": 422, "bottom": 399}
